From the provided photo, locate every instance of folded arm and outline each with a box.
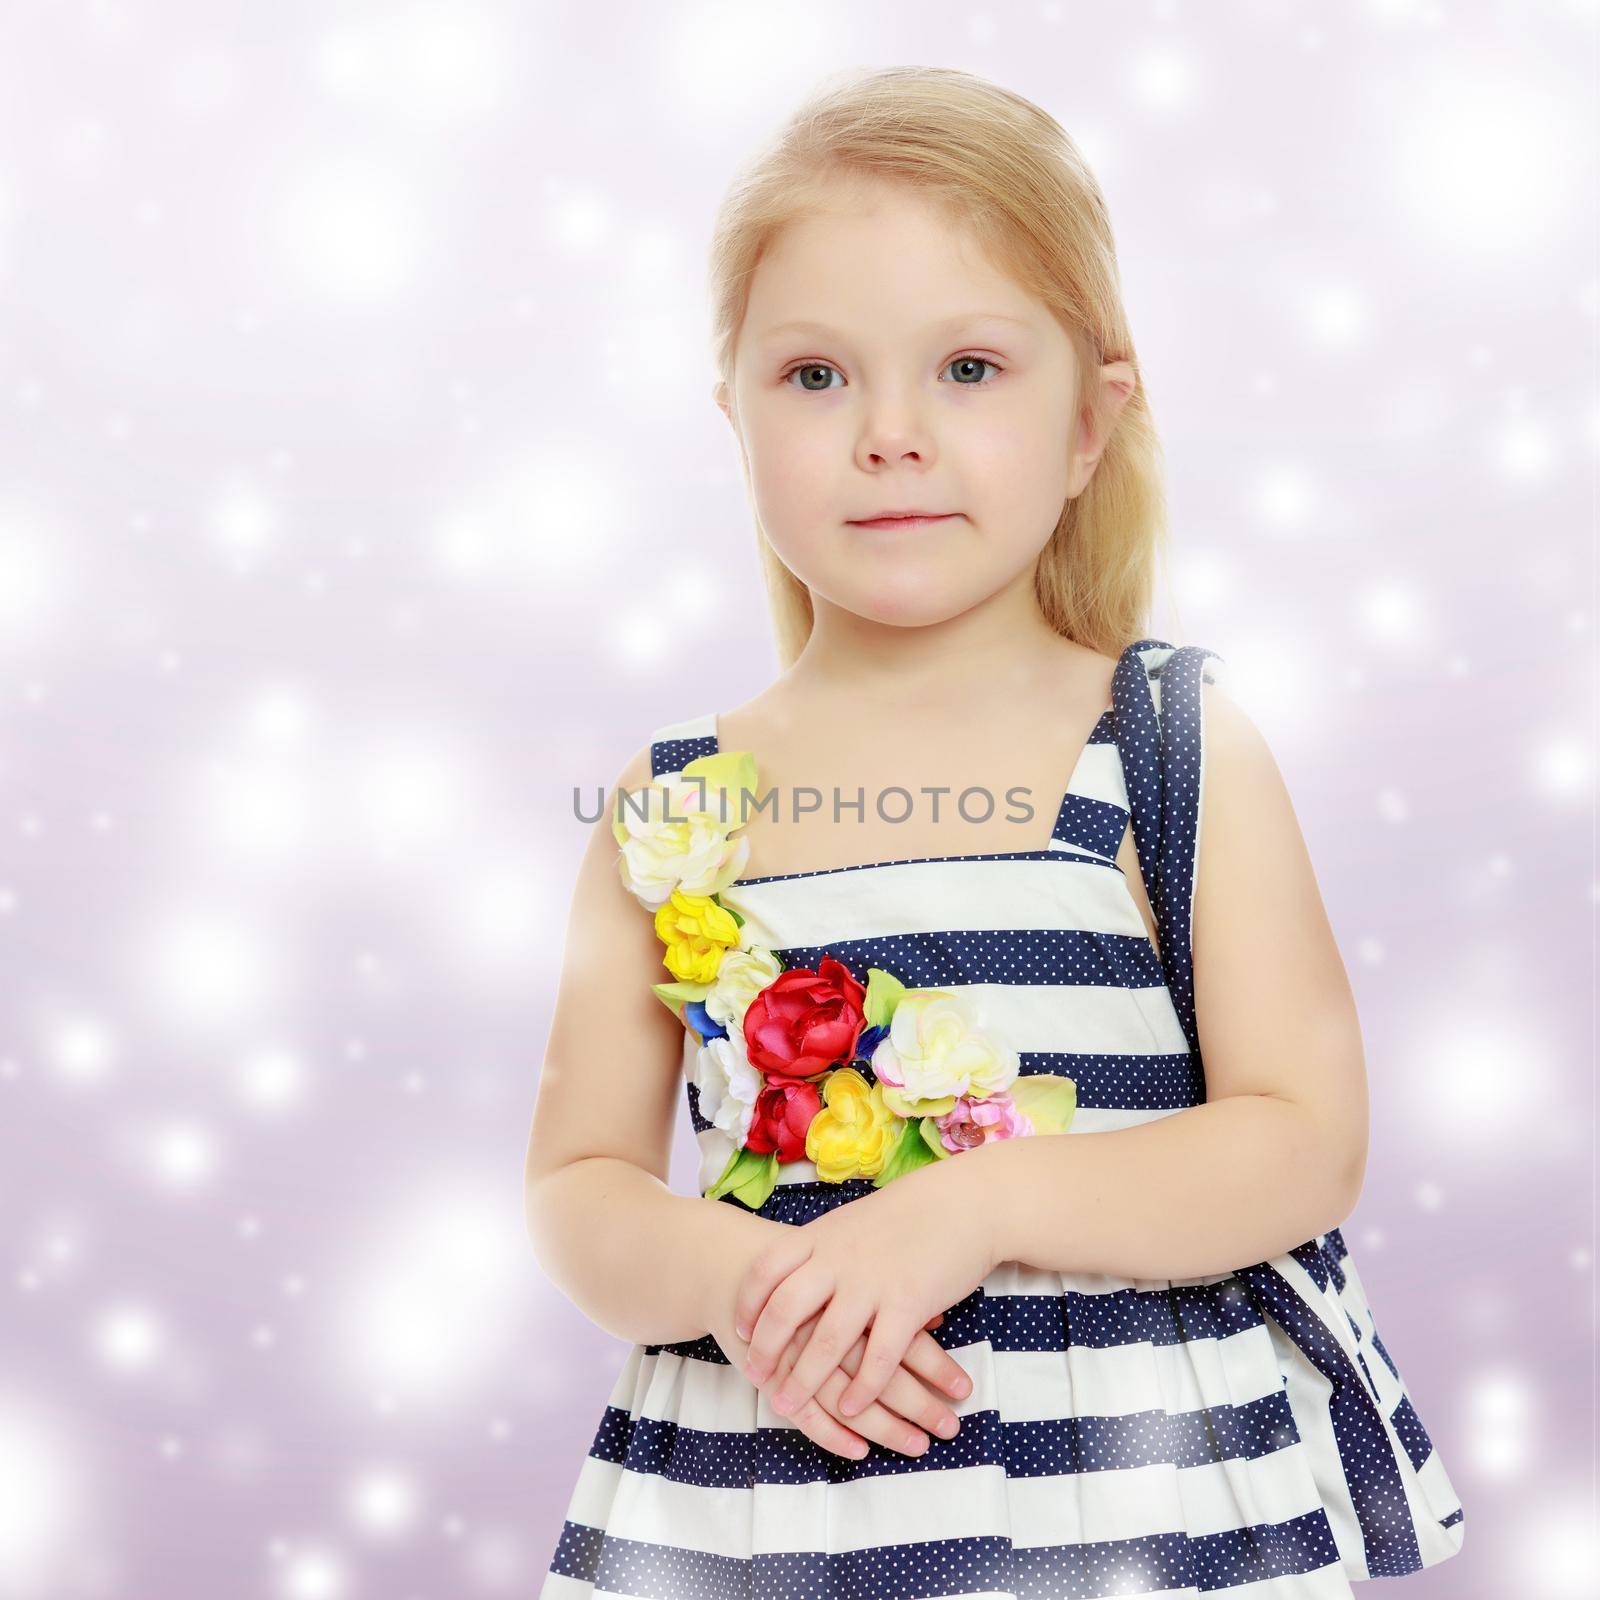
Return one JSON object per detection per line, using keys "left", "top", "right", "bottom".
{"left": 952, "top": 680, "right": 1370, "bottom": 1280}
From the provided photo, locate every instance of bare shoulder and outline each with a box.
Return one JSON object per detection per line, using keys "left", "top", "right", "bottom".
{"left": 1196, "top": 675, "right": 1307, "bottom": 859}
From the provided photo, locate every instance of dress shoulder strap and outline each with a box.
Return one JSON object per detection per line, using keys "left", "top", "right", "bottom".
{"left": 647, "top": 712, "right": 718, "bottom": 779}
{"left": 1111, "top": 638, "right": 1227, "bottom": 1062}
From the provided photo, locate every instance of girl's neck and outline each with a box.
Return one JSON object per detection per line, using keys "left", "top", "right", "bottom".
{"left": 784, "top": 575, "right": 1083, "bottom": 716}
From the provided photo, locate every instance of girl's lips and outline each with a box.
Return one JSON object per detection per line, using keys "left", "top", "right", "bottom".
{"left": 847, "top": 513, "right": 960, "bottom": 530}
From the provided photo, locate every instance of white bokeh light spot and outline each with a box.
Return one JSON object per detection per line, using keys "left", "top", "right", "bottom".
{"left": 276, "top": 155, "right": 424, "bottom": 302}
{"left": 42, "top": 1013, "right": 117, "bottom": 1088}
{"left": 1513, "top": 1492, "right": 1600, "bottom": 1599}
{"left": 546, "top": 187, "right": 612, "bottom": 256}
{"left": 209, "top": 482, "right": 279, "bottom": 566}
{"left": 1128, "top": 49, "right": 1197, "bottom": 111}
{"left": 0, "top": 494, "right": 72, "bottom": 650}
{"left": 1394, "top": 66, "right": 1580, "bottom": 260}
{"left": 135, "top": 906, "right": 285, "bottom": 1032}
{"left": 1303, "top": 284, "right": 1367, "bottom": 345}
{"left": 237, "top": 1043, "right": 310, "bottom": 1114}
{"left": 93, "top": 1303, "right": 166, "bottom": 1374}
{"left": 436, "top": 853, "right": 553, "bottom": 984}
{"left": 249, "top": 685, "right": 316, "bottom": 749}
{"left": 1360, "top": 583, "right": 1425, "bottom": 642}
{"left": 431, "top": 444, "right": 622, "bottom": 588}
{"left": 312, "top": 2, "right": 508, "bottom": 119}
{"left": 341, "top": 723, "right": 480, "bottom": 865}
{"left": 1464, "top": 1366, "right": 1535, "bottom": 1479}
{"left": 659, "top": 2, "right": 831, "bottom": 126}
{"left": 1494, "top": 416, "right": 1555, "bottom": 483}
{"left": 194, "top": 746, "right": 314, "bottom": 865}
{"left": 273, "top": 1542, "right": 351, "bottom": 1600}
{"left": 146, "top": 1117, "right": 222, "bottom": 1191}
{"left": 0, "top": 1391, "right": 93, "bottom": 1596}
{"left": 348, "top": 1465, "right": 421, "bottom": 1536}
{"left": 1408, "top": 1009, "right": 1550, "bottom": 1150}
{"left": 1532, "top": 734, "right": 1592, "bottom": 800}
{"left": 331, "top": 1182, "right": 526, "bottom": 1409}
{"left": 1252, "top": 467, "right": 1313, "bottom": 529}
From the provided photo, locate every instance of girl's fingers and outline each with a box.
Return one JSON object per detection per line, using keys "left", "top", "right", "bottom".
{"left": 763, "top": 1321, "right": 955, "bottom": 1458}
{"left": 836, "top": 1305, "right": 924, "bottom": 1418}
{"left": 770, "top": 1297, "right": 870, "bottom": 1420}
{"left": 897, "top": 1326, "right": 974, "bottom": 1403}
{"left": 732, "top": 1233, "right": 814, "bottom": 1345}
{"left": 870, "top": 1361, "right": 964, "bottom": 1443}
{"left": 744, "top": 1270, "right": 831, "bottom": 1386}
{"left": 813, "top": 1364, "right": 931, "bottom": 1458}
{"left": 784, "top": 1390, "right": 873, "bottom": 1461}
{"left": 833, "top": 1326, "right": 964, "bottom": 1437}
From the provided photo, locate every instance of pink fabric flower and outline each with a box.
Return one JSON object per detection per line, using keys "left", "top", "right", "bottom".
{"left": 935, "top": 1090, "right": 1034, "bottom": 1153}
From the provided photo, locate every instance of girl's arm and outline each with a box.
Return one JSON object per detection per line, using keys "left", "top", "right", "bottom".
{"left": 524, "top": 744, "right": 770, "bottom": 1347}
{"left": 952, "top": 680, "right": 1371, "bottom": 1281}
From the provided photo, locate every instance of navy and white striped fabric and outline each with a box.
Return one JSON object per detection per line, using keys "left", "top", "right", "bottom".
{"left": 542, "top": 639, "right": 1466, "bottom": 1598}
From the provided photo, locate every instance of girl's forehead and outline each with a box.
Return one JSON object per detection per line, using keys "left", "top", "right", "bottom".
{"left": 747, "top": 220, "right": 1039, "bottom": 329}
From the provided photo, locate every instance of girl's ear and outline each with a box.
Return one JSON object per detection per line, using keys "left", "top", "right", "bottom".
{"left": 1067, "top": 360, "right": 1138, "bottom": 496}
{"left": 712, "top": 380, "right": 733, "bottom": 423}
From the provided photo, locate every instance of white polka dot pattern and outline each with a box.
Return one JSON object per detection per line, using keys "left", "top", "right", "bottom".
{"left": 541, "top": 640, "right": 1467, "bottom": 1598}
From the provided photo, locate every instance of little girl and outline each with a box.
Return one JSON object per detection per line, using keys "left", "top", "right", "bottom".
{"left": 528, "top": 66, "right": 1466, "bottom": 1599}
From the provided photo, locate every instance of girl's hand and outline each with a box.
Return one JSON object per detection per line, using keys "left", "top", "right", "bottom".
{"left": 762, "top": 1307, "right": 968, "bottom": 1459}
{"left": 703, "top": 1220, "right": 969, "bottom": 1459}
{"left": 709, "top": 1294, "right": 963, "bottom": 1460}
{"left": 736, "top": 1173, "right": 996, "bottom": 1425}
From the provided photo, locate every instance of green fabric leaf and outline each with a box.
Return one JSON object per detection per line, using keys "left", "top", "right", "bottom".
{"left": 872, "top": 1116, "right": 941, "bottom": 1187}
{"left": 863, "top": 966, "right": 907, "bottom": 1029}
{"left": 1010, "top": 1072, "right": 1078, "bottom": 1135}
{"left": 705, "top": 1145, "right": 778, "bottom": 1210}
{"left": 681, "top": 750, "right": 759, "bottom": 830}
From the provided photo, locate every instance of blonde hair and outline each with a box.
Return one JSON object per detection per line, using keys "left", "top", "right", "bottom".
{"left": 707, "top": 65, "right": 1180, "bottom": 668}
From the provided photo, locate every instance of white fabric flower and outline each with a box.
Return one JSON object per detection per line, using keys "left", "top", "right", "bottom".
{"left": 691, "top": 1033, "right": 761, "bottom": 1146}
{"left": 704, "top": 944, "right": 784, "bottom": 1030}
{"left": 614, "top": 770, "right": 750, "bottom": 908}
{"left": 870, "top": 988, "right": 1019, "bottom": 1116}
{"left": 695, "top": 1125, "right": 739, "bottom": 1194}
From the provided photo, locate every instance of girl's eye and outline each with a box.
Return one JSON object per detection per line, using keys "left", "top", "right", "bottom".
{"left": 785, "top": 363, "right": 844, "bottom": 392}
{"left": 781, "top": 356, "right": 1003, "bottom": 392}
{"left": 943, "top": 356, "right": 1001, "bottom": 386}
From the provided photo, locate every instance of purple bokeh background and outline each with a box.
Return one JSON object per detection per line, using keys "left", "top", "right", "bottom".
{"left": 0, "top": 2, "right": 1594, "bottom": 1596}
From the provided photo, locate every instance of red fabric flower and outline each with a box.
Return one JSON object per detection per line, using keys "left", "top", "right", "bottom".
{"left": 743, "top": 1078, "right": 823, "bottom": 1160}
{"left": 742, "top": 955, "right": 866, "bottom": 1083}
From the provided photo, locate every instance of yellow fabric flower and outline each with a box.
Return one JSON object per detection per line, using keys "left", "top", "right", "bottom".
{"left": 804, "top": 1067, "right": 901, "bottom": 1182}
{"left": 654, "top": 890, "right": 741, "bottom": 984}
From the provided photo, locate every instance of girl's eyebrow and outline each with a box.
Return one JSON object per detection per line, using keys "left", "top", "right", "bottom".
{"left": 759, "top": 311, "right": 1036, "bottom": 340}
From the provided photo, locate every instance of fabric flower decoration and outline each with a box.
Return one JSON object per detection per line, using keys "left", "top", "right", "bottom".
{"left": 744, "top": 1078, "right": 824, "bottom": 1162}
{"left": 691, "top": 1033, "right": 761, "bottom": 1147}
{"left": 703, "top": 943, "right": 784, "bottom": 1031}
{"left": 654, "top": 889, "right": 741, "bottom": 984}
{"left": 613, "top": 751, "right": 757, "bottom": 908}
{"left": 617, "top": 751, "right": 1077, "bottom": 1212}
{"left": 804, "top": 1068, "right": 900, "bottom": 1183}
{"left": 742, "top": 955, "right": 867, "bottom": 1083}
{"left": 935, "top": 1090, "right": 1034, "bottom": 1152}
{"left": 870, "top": 987, "right": 1020, "bottom": 1119}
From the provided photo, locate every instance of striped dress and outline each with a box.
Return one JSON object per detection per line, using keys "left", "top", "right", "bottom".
{"left": 542, "top": 639, "right": 1467, "bottom": 1599}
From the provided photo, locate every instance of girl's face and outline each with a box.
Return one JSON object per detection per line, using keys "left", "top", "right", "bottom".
{"left": 719, "top": 179, "right": 1129, "bottom": 629}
